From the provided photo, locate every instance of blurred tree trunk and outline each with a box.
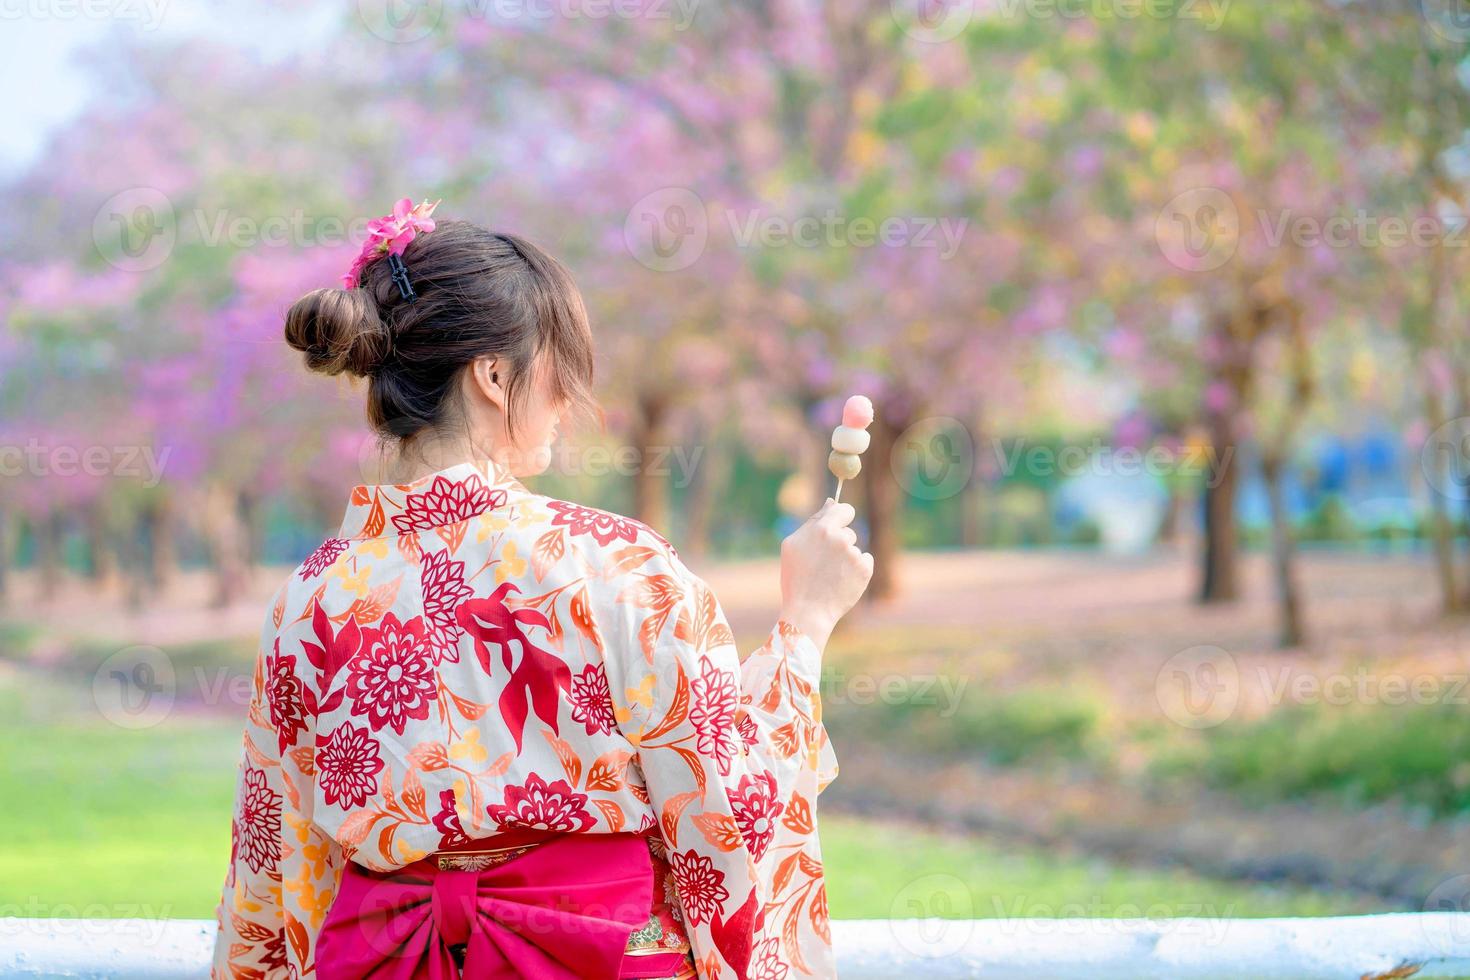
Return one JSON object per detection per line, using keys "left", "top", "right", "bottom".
{"left": 632, "top": 389, "right": 671, "bottom": 534}
{"left": 35, "top": 509, "right": 64, "bottom": 601}
{"left": 1199, "top": 416, "right": 1241, "bottom": 603}
{"left": 0, "top": 500, "right": 9, "bottom": 605}
{"left": 1422, "top": 385, "right": 1464, "bottom": 613}
{"left": 1262, "top": 454, "right": 1304, "bottom": 648}
{"left": 144, "top": 493, "right": 177, "bottom": 593}
{"left": 239, "top": 488, "right": 264, "bottom": 571}
{"left": 683, "top": 430, "right": 728, "bottom": 563}
{"left": 863, "top": 408, "right": 906, "bottom": 602}
{"left": 960, "top": 412, "right": 986, "bottom": 548}
{"left": 205, "top": 484, "right": 248, "bottom": 608}
{"left": 85, "top": 501, "right": 116, "bottom": 584}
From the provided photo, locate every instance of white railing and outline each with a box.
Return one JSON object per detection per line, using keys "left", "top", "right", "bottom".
{"left": 3, "top": 915, "right": 1470, "bottom": 978}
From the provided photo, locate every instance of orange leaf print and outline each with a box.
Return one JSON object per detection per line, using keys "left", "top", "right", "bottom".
{"left": 810, "top": 883, "right": 831, "bottom": 942}
{"left": 288, "top": 745, "right": 316, "bottom": 776}
{"left": 438, "top": 520, "right": 467, "bottom": 554}
{"left": 798, "top": 852, "right": 823, "bottom": 878}
{"left": 692, "top": 811, "right": 743, "bottom": 851}
{"left": 640, "top": 663, "right": 690, "bottom": 741}
{"left": 449, "top": 690, "right": 491, "bottom": 721}
{"left": 531, "top": 527, "right": 566, "bottom": 582}
{"left": 618, "top": 573, "right": 683, "bottom": 612}
{"left": 782, "top": 792, "right": 814, "bottom": 835}
{"left": 659, "top": 789, "right": 701, "bottom": 847}
{"left": 351, "top": 485, "right": 372, "bottom": 506}
{"left": 407, "top": 742, "right": 449, "bottom": 771}
{"left": 770, "top": 721, "right": 801, "bottom": 758}
{"left": 243, "top": 735, "right": 275, "bottom": 770}
{"left": 772, "top": 852, "right": 801, "bottom": 894}
{"left": 362, "top": 496, "right": 386, "bottom": 538}
{"left": 285, "top": 915, "right": 310, "bottom": 966}
{"left": 569, "top": 585, "right": 603, "bottom": 653}
{"left": 629, "top": 781, "right": 650, "bottom": 805}
{"left": 672, "top": 745, "right": 709, "bottom": 795}
{"left": 337, "top": 809, "right": 383, "bottom": 847}
{"left": 585, "top": 749, "right": 634, "bottom": 792}
{"left": 593, "top": 798, "right": 626, "bottom": 832}
{"left": 344, "top": 575, "right": 402, "bottom": 625}
{"left": 605, "top": 545, "right": 660, "bottom": 578}
{"left": 782, "top": 900, "right": 812, "bottom": 975}
{"left": 376, "top": 819, "right": 398, "bottom": 858}
{"left": 485, "top": 750, "right": 516, "bottom": 777}
{"left": 541, "top": 730, "right": 583, "bottom": 787}
{"left": 403, "top": 769, "right": 428, "bottom": 821}
{"left": 271, "top": 589, "right": 286, "bottom": 629}
{"left": 397, "top": 531, "right": 423, "bottom": 566}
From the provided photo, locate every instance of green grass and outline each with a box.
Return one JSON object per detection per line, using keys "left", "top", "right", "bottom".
{"left": 848, "top": 682, "right": 1105, "bottom": 768}
{"left": 820, "top": 814, "right": 1373, "bottom": 919}
{"left": 0, "top": 673, "right": 1368, "bottom": 922}
{"left": 1153, "top": 703, "right": 1470, "bottom": 818}
{"left": 0, "top": 678, "right": 241, "bottom": 918}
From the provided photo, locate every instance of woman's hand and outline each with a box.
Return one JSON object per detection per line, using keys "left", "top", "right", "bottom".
{"left": 779, "top": 498, "right": 875, "bottom": 650}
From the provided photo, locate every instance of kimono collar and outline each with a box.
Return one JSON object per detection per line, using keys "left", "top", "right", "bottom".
{"left": 338, "top": 458, "right": 529, "bottom": 540}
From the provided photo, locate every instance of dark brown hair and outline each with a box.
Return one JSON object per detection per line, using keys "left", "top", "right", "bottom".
{"left": 285, "top": 220, "right": 600, "bottom": 444}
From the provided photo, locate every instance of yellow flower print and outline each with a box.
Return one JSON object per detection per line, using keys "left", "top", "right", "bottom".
{"left": 358, "top": 537, "right": 389, "bottom": 559}
{"left": 396, "top": 839, "right": 429, "bottom": 864}
{"left": 449, "top": 728, "right": 488, "bottom": 765}
{"left": 283, "top": 868, "right": 334, "bottom": 930}
{"left": 476, "top": 513, "right": 512, "bottom": 541}
{"left": 284, "top": 811, "right": 313, "bottom": 845}
{"left": 494, "top": 542, "right": 527, "bottom": 584}
{"left": 333, "top": 562, "right": 371, "bottom": 598}
{"left": 625, "top": 674, "right": 656, "bottom": 709}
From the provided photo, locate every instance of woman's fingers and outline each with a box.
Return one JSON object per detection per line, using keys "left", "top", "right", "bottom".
{"left": 819, "top": 501, "right": 856, "bottom": 529}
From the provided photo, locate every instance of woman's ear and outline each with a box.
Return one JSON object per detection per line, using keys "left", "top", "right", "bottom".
{"left": 469, "top": 357, "right": 505, "bottom": 411}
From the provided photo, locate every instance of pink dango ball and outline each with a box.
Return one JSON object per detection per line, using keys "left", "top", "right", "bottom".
{"left": 841, "top": 395, "right": 874, "bottom": 430}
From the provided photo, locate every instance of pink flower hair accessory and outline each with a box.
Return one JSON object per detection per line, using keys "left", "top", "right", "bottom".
{"left": 342, "top": 198, "right": 442, "bottom": 292}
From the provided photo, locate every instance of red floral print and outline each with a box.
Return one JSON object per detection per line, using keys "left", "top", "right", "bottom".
{"left": 432, "top": 789, "right": 470, "bottom": 850}
{"left": 668, "top": 849, "right": 730, "bottom": 928}
{"left": 420, "top": 547, "right": 472, "bottom": 664}
{"left": 299, "top": 538, "right": 348, "bottom": 579}
{"left": 749, "top": 938, "right": 790, "bottom": 980}
{"left": 486, "top": 772, "right": 596, "bottom": 832}
{"left": 569, "top": 663, "right": 618, "bottom": 736}
{"left": 315, "top": 722, "right": 385, "bottom": 809}
{"left": 546, "top": 499, "right": 639, "bottom": 547}
{"left": 345, "top": 613, "right": 436, "bottom": 735}
{"left": 689, "top": 656, "right": 740, "bottom": 776}
{"left": 265, "top": 642, "right": 307, "bottom": 754}
{"left": 236, "top": 768, "right": 282, "bottom": 875}
{"left": 391, "top": 474, "right": 503, "bottom": 533}
{"left": 215, "top": 460, "right": 838, "bottom": 980}
{"left": 728, "top": 771, "right": 785, "bottom": 863}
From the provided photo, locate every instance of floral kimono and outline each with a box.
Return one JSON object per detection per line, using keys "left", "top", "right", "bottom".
{"left": 212, "top": 459, "right": 839, "bottom": 980}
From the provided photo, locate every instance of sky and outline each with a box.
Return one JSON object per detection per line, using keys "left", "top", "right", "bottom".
{"left": 0, "top": 1, "right": 342, "bottom": 176}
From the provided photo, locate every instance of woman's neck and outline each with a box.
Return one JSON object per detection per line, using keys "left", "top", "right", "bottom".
{"left": 374, "top": 434, "right": 504, "bottom": 485}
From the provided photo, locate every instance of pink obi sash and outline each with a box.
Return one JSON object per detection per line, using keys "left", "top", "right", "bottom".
{"left": 317, "top": 828, "right": 664, "bottom": 979}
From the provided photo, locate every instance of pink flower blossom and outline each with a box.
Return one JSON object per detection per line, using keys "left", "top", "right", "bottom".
{"left": 342, "top": 198, "right": 440, "bottom": 288}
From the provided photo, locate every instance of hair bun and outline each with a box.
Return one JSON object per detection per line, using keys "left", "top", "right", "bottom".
{"left": 284, "top": 288, "right": 389, "bottom": 378}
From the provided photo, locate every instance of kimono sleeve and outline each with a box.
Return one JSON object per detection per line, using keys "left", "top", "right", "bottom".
{"left": 605, "top": 555, "right": 837, "bottom": 979}
{"left": 211, "top": 602, "right": 333, "bottom": 980}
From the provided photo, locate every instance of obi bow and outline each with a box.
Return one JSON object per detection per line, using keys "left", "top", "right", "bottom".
{"left": 316, "top": 831, "right": 655, "bottom": 980}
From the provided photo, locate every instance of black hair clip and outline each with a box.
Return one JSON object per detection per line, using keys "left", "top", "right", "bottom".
{"left": 387, "top": 253, "right": 417, "bottom": 303}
